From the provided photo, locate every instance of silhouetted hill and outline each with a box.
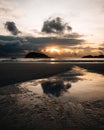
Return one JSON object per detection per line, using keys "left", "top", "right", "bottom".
{"left": 25, "top": 52, "right": 50, "bottom": 58}
{"left": 82, "top": 55, "right": 104, "bottom": 58}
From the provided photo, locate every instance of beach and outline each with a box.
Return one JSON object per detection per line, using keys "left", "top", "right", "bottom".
{"left": 0, "top": 61, "right": 104, "bottom": 130}
{"left": 0, "top": 0, "right": 104, "bottom": 129}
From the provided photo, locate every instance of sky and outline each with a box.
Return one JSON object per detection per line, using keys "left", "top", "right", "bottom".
{"left": 0, "top": 0, "right": 104, "bottom": 57}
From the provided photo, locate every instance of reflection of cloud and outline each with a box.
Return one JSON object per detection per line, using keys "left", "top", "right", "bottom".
{"left": 41, "top": 79, "right": 71, "bottom": 97}
{"left": 5, "top": 21, "right": 21, "bottom": 35}
{"left": 57, "top": 66, "right": 85, "bottom": 83}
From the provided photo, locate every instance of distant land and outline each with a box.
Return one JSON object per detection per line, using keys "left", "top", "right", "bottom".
{"left": 82, "top": 55, "right": 104, "bottom": 58}
{"left": 25, "top": 52, "right": 50, "bottom": 58}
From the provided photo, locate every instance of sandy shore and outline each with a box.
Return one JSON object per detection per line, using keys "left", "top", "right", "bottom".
{"left": 0, "top": 82, "right": 103, "bottom": 130}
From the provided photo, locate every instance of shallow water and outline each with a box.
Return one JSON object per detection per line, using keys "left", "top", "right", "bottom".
{"left": 20, "top": 66, "right": 104, "bottom": 101}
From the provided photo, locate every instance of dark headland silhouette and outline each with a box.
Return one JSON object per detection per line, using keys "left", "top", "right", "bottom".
{"left": 82, "top": 55, "right": 104, "bottom": 58}
{"left": 25, "top": 52, "right": 50, "bottom": 58}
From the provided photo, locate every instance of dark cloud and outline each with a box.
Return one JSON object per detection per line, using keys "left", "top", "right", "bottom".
{"left": 25, "top": 36, "right": 84, "bottom": 47}
{"left": 5, "top": 21, "right": 21, "bottom": 35}
{"left": 0, "top": 35, "right": 20, "bottom": 41}
{"left": 0, "top": 39, "right": 24, "bottom": 57}
{"left": 0, "top": 35, "right": 27, "bottom": 57}
{"left": 0, "top": 35, "right": 85, "bottom": 57}
{"left": 64, "top": 33, "right": 84, "bottom": 39}
{"left": 42, "top": 17, "right": 72, "bottom": 34}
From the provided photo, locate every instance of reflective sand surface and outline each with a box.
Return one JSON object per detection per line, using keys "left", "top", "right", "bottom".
{"left": 20, "top": 66, "right": 104, "bottom": 101}
{"left": 0, "top": 64, "right": 104, "bottom": 130}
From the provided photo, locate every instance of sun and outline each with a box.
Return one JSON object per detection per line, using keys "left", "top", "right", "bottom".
{"left": 48, "top": 47, "right": 60, "bottom": 53}
{"left": 41, "top": 47, "right": 61, "bottom": 54}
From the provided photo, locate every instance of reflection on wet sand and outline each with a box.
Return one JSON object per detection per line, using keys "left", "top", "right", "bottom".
{"left": 41, "top": 79, "right": 71, "bottom": 97}
{"left": 67, "top": 67, "right": 104, "bottom": 100}
{"left": 56, "top": 66, "right": 85, "bottom": 82}
{"left": 20, "top": 66, "right": 104, "bottom": 100}
{"left": 76, "top": 64, "right": 104, "bottom": 75}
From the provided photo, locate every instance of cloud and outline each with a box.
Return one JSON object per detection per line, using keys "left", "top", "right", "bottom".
{"left": 98, "top": 43, "right": 104, "bottom": 53}
{"left": 0, "top": 1, "right": 11, "bottom": 13}
{"left": 0, "top": 7, "right": 12, "bottom": 14}
{"left": 0, "top": 17, "right": 85, "bottom": 57}
{"left": 71, "top": 46, "right": 104, "bottom": 56}
{"left": 0, "top": 36, "right": 102, "bottom": 58}
{"left": 41, "top": 17, "right": 72, "bottom": 34}
{"left": 0, "top": 40, "right": 23, "bottom": 57}
{"left": 0, "top": 1, "right": 16, "bottom": 17}
{"left": 5, "top": 21, "right": 21, "bottom": 35}
{"left": 25, "top": 37, "right": 84, "bottom": 47}
{"left": 0, "top": 35, "right": 85, "bottom": 57}
{"left": 0, "top": 35, "right": 27, "bottom": 57}
{"left": 100, "top": 43, "right": 104, "bottom": 47}
{"left": 64, "top": 33, "right": 84, "bottom": 39}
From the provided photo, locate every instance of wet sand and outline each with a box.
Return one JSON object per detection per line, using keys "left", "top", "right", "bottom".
{"left": 0, "top": 63, "right": 72, "bottom": 87}
{"left": 0, "top": 62, "right": 104, "bottom": 87}
{"left": 0, "top": 83, "right": 103, "bottom": 130}
{"left": 0, "top": 63, "right": 104, "bottom": 130}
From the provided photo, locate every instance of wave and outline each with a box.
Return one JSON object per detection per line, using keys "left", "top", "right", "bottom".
{"left": 0, "top": 58, "right": 104, "bottom": 63}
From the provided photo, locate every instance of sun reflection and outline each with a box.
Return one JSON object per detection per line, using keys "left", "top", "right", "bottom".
{"left": 50, "top": 58, "right": 56, "bottom": 61}
{"left": 50, "top": 58, "right": 57, "bottom": 64}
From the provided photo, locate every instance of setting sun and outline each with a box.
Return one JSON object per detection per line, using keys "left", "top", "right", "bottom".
{"left": 41, "top": 47, "right": 61, "bottom": 54}
{"left": 41, "top": 46, "right": 76, "bottom": 57}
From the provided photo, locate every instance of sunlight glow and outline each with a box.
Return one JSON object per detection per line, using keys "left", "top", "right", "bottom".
{"left": 41, "top": 47, "right": 61, "bottom": 54}
{"left": 41, "top": 46, "right": 76, "bottom": 57}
